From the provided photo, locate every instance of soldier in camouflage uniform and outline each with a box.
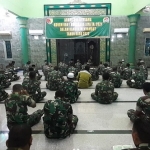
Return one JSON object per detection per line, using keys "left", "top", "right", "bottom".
{"left": 138, "top": 60, "right": 148, "bottom": 80}
{"left": 58, "top": 61, "right": 68, "bottom": 76}
{"left": 0, "top": 71, "right": 11, "bottom": 88}
{"left": 127, "top": 68, "right": 145, "bottom": 89}
{"left": 89, "top": 67, "right": 99, "bottom": 81}
{"left": 110, "top": 67, "right": 122, "bottom": 88}
{"left": 46, "top": 66, "right": 64, "bottom": 91}
{"left": 75, "top": 59, "right": 82, "bottom": 73}
{"left": 91, "top": 72, "right": 118, "bottom": 104}
{"left": 97, "top": 61, "right": 105, "bottom": 75}
{"left": 68, "top": 65, "right": 78, "bottom": 77}
{"left": 127, "top": 82, "right": 150, "bottom": 122}
{"left": 81, "top": 62, "right": 87, "bottom": 70}
{"left": 121, "top": 63, "right": 132, "bottom": 80}
{"left": 23, "top": 71, "right": 46, "bottom": 102}
{"left": 31, "top": 64, "right": 42, "bottom": 80}
{"left": 0, "top": 85, "right": 8, "bottom": 101}
{"left": 23, "top": 61, "right": 31, "bottom": 75}
{"left": 5, "top": 84, "right": 43, "bottom": 130}
{"left": 59, "top": 73, "right": 81, "bottom": 103}
{"left": 43, "top": 90, "right": 78, "bottom": 139}
{"left": 102, "top": 63, "right": 112, "bottom": 74}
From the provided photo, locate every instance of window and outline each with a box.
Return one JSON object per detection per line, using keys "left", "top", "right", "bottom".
{"left": 145, "top": 38, "right": 150, "bottom": 56}
{"left": 4, "top": 41, "right": 12, "bottom": 60}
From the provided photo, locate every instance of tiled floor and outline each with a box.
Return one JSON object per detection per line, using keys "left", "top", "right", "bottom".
{"left": 0, "top": 70, "right": 146, "bottom": 150}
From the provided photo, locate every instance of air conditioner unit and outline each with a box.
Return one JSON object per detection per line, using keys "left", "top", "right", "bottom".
{"left": 143, "top": 28, "right": 150, "bottom": 33}
{"left": 114, "top": 28, "right": 129, "bottom": 33}
{"left": 29, "top": 30, "right": 44, "bottom": 35}
{"left": 0, "top": 31, "right": 12, "bottom": 36}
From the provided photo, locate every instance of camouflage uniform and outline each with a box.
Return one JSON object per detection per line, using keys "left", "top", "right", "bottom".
{"left": 59, "top": 80, "right": 81, "bottom": 103}
{"left": 22, "top": 79, "right": 46, "bottom": 102}
{"left": 46, "top": 70, "right": 63, "bottom": 91}
{"left": 59, "top": 63, "right": 68, "bottom": 76}
{"left": 0, "top": 73, "right": 11, "bottom": 88}
{"left": 5, "top": 93, "right": 43, "bottom": 129}
{"left": 68, "top": 66, "right": 78, "bottom": 77}
{"left": 43, "top": 98, "right": 78, "bottom": 138}
{"left": 97, "top": 64, "right": 105, "bottom": 75}
{"left": 110, "top": 72, "right": 122, "bottom": 88}
{"left": 102, "top": 67, "right": 112, "bottom": 74}
{"left": 127, "top": 71, "right": 145, "bottom": 89}
{"left": 139, "top": 65, "right": 148, "bottom": 80}
{"left": 89, "top": 68, "right": 99, "bottom": 81}
{"left": 127, "top": 93, "right": 150, "bottom": 122}
{"left": 81, "top": 63, "right": 87, "bottom": 70}
{"left": 91, "top": 80, "right": 118, "bottom": 104}
{"left": 0, "top": 85, "right": 8, "bottom": 101}
{"left": 42, "top": 65, "right": 50, "bottom": 81}
{"left": 23, "top": 64, "right": 30, "bottom": 75}
{"left": 75, "top": 62, "right": 82, "bottom": 72}
{"left": 121, "top": 67, "right": 132, "bottom": 80}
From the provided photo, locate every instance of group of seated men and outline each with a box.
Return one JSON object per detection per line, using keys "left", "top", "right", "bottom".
{"left": 2, "top": 59, "right": 150, "bottom": 150}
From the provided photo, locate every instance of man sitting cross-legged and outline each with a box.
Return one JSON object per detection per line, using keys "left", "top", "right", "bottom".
{"left": 127, "top": 82, "right": 150, "bottom": 122}
{"left": 43, "top": 90, "right": 78, "bottom": 139}
{"left": 91, "top": 72, "right": 118, "bottom": 104}
{"left": 59, "top": 72, "right": 81, "bottom": 103}
{"left": 22, "top": 71, "right": 46, "bottom": 102}
{"left": 5, "top": 84, "right": 43, "bottom": 130}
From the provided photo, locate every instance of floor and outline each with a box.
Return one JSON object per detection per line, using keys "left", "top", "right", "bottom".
{"left": 0, "top": 70, "right": 147, "bottom": 150}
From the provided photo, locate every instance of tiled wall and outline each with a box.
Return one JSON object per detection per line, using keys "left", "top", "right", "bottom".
{"left": 0, "top": 16, "right": 149, "bottom": 68}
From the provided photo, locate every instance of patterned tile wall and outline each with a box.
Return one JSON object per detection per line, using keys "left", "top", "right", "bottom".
{"left": 0, "top": 17, "right": 21, "bottom": 68}
{"left": 110, "top": 16, "right": 130, "bottom": 66}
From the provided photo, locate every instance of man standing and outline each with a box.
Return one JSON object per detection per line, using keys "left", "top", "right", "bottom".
{"left": 91, "top": 72, "right": 118, "bottom": 104}
{"left": 5, "top": 84, "right": 43, "bottom": 130}
{"left": 43, "top": 90, "right": 78, "bottom": 139}
{"left": 77, "top": 65, "right": 93, "bottom": 88}
{"left": 127, "top": 82, "right": 150, "bottom": 122}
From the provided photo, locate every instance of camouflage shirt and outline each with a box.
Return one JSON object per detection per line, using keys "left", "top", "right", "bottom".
{"left": 122, "top": 67, "right": 132, "bottom": 79}
{"left": 60, "top": 80, "right": 79, "bottom": 103}
{"left": 89, "top": 68, "right": 99, "bottom": 81}
{"left": 136, "top": 93, "right": 150, "bottom": 118}
{"left": 95, "top": 80, "right": 115, "bottom": 103}
{"left": 123, "top": 143, "right": 150, "bottom": 150}
{"left": 5, "top": 93, "right": 35, "bottom": 124}
{"left": 43, "top": 98, "right": 73, "bottom": 138}
{"left": 110, "top": 72, "right": 122, "bottom": 87}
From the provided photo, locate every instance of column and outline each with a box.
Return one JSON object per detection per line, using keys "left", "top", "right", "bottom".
{"left": 128, "top": 14, "right": 140, "bottom": 68}
{"left": 17, "top": 17, "right": 29, "bottom": 64}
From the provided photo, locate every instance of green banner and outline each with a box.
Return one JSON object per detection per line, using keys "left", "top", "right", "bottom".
{"left": 46, "top": 16, "right": 110, "bottom": 39}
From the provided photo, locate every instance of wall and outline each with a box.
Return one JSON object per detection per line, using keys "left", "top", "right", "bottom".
{"left": 0, "top": 0, "right": 150, "bottom": 18}
{"left": 0, "top": 17, "right": 22, "bottom": 68}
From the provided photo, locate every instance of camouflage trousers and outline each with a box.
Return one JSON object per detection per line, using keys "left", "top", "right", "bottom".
{"left": 91, "top": 92, "right": 118, "bottom": 104}
{"left": 31, "top": 91, "right": 47, "bottom": 102}
{"left": 66, "top": 90, "right": 81, "bottom": 104}
{"left": 127, "top": 109, "right": 150, "bottom": 122}
{"left": 44, "top": 115, "right": 78, "bottom": 139}
{"left": 7, "top": 109, "right": 43, "bottom": 130}
{"left": 127, "top": 80, "right": 144, "bottom": 89}
{"left": 11, "top": 74, "right": 20, "bottom": 81}
{"left": 0, "top": 91, "right": 8, "bottom": 101}
{"left": 46, "top": 81, "right": 61, "bottom": 91}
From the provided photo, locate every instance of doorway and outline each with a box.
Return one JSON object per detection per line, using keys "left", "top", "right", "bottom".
{"left": 56, "top": 39, "right": 100, "bottom": 66}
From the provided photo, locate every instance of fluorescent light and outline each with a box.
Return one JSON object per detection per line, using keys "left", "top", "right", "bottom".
{"left": 117, "top": 34, "right": 122, "bottom": 38}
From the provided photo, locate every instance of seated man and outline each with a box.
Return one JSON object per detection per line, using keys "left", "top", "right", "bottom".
{"left": 121, "top": 63, "right": 132, "bottom": 80}
{"left": 60, "top": 73, "right": 81, "bottom": 103}
{"left": 46, "top": 66, "right": 64, "bottom": 91}
{"left": 32, "top": 64, "right": 42, "bottom": 80}
{"left": 91, "top": 72, "right": 118, "bottom": 104}
{"left": 6, "top": 124, "right": 32, "bottom": 150}
{"left": 0, "top": 71, "right": 11, "bottom": 88}
{"left": 75, "top": 59, "right": 82, "bottom": 72}
{"left": 138, "top": 60, "right": 148, "bottom": 80}
{"left": 23, "top": 71, "right": 46, "bottom": 102}
{"left": 110, "top": 67, "right": 122, "bottom": 88}
{"left": 97, "top": 61, "right": 104, "bottom": 75}
{"left": 102, "top": 63, "right": 112, "bottom": 74}
{"left": 23, "top": 61, "right": 31, "bottom": 75}
{"left": 68, "top": 64, "right": 78, "bottom": 77}
{"left": 5, "top": 84, "right": 43, "bottom": 130}
{"left": 127, "top": 82, "right": 150, "bottom": 122}
{"left": 77, "top": 65, "right": 93, "bottom": 88}
{"left": 0, "top": 85, "right": 8, "bottom": 101}
{"left": 127, "top": 68, "right": 145, "bottom": 89}
{"left": 89, "top": 67, "right": 99, "bottom": 81}
{"left": 43, "top": 90, "right": 78, "bottom": 139}
{"left": 122, "top": 118, "right": 150, "bottom": 150}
